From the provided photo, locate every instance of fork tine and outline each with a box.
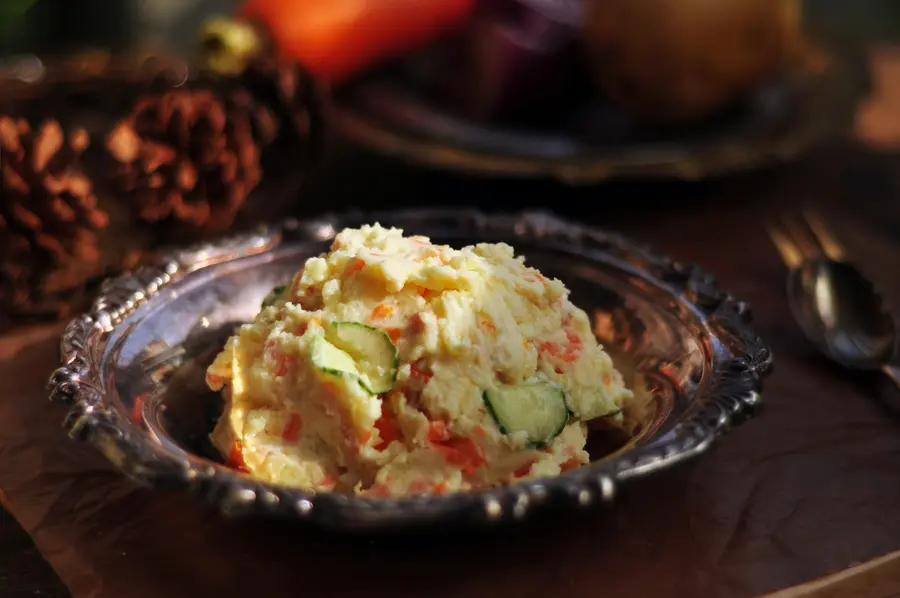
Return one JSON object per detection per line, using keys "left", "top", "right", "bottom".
{"left": 781, "top": 213, "right": 825, "bottom": 261}
{"left": 802, "top": 209, "right": 847, "bottom": 261}
{"left": 766, "top": 222, "right": 804, "bottom": 270}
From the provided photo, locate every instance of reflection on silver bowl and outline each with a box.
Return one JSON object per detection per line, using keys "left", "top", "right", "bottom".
{"left": 48, "top": 209, "right": 772, "bottom": 530}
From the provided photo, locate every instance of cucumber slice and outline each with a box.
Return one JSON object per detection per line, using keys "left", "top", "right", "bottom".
{"left": 261, "top": 285, "right": 287, "bottom": 309}
{"left": 324, "top": 322, "right": 398, "bottom": 394}
{"left": 483, "top": 380, "right": 569, "bottom": 448}
{"left": 309, "top": 335, "right": 360, "bottom": 381}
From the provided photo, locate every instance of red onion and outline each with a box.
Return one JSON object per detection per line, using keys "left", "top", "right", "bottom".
{"left": 441, "top": 0, "right": 585, "bottom": 122}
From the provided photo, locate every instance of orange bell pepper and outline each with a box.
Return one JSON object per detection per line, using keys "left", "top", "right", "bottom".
{"left": 240, "top": 0, "right": 477, "bottom": 83}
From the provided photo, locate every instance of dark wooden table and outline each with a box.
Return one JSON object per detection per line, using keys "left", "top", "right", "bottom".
{"left": 0, "top": 505, "right": 70, "bottom": 598}
{"left": 6, "top": 25, "right": 900, "bottom": 598}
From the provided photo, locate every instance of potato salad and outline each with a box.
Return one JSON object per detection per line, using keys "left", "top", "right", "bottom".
{"left": 206, "top": 224, "right": 634, "bottom": 496}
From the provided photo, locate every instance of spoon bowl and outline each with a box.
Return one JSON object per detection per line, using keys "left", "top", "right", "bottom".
{"left": 787, "top": 259, "right": 897, "bottom": 370}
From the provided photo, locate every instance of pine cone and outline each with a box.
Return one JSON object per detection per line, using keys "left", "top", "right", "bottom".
{"left": 0, "top": 117, "right": 109, "bottom": 321}
{"left": 238, "top": 58, "right": 323, "bottom": 162}
{"left": 105, "top": 87, "right": 277, "bottom": 236}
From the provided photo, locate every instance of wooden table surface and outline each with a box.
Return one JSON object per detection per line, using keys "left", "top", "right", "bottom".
{"left": 6, "top": 22, "right": 900, "bottom": 598}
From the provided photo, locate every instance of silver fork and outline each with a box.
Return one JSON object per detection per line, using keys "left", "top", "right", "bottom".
{"left": 767, "top": 211, "right": 900, "bottom": 389}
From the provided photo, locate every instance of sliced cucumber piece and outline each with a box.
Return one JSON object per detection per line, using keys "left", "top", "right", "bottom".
{"left": 309, "top": 335, "right": 360, "bottom": 380}
{"left": 483, "top": 379, "right": 569, "bottom": 448}
{"left": 324, "top": 322, "right": 398, "bottom": 394}
{"left": 261, "top": 285, "right": 287, "bottom": 309}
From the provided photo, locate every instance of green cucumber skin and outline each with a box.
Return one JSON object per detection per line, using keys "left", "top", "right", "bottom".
{"left": 317, "top": 367, "right": 354, "bottom": 380}
{"left": 483, "top": 391, "right": 515, "bottom": 437}
{"left": 356, "top": 373, "right": 396, "bottom": 395}
{"left": 328, "top": 322, "right": 399, "bottom": 394}
{"left": 309, "top": 336, "right": 358, "bottom": 381}
{"left": 482, "top": 383, "right": 570, "bottom": 449}
{"left": 261, "top": 285, "right": 288, "bottom": 309}
{"left": 313, "top": 322, "right": 399, "bottom": 395}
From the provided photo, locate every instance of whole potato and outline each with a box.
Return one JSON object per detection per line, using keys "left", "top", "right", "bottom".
{"left": 582, "top": 0, "right": 802, "bottom": 126}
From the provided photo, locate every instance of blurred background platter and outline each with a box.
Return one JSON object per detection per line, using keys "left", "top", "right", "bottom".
{"left": 326, "top": 39, "right": 869, "bottom": 184}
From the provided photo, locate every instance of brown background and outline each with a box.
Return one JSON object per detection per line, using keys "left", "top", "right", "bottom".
{"left": 6, "top": 30, "right": 900, "bottom": 598}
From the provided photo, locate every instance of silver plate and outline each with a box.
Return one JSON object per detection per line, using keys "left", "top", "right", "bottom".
{"left": 47, "top": 209, "right": 772, "bottom": 530}
{"left": 326, "top": 40, "right": 867, "bottom": 184}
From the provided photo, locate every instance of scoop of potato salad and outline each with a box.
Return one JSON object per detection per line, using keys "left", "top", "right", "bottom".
{"left": 206, "top": 224, "right": 634, "bottom": 496}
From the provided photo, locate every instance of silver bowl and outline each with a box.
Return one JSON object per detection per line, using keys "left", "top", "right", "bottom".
{"left": 47, "top": 209, "right": 772, "bottom": 530}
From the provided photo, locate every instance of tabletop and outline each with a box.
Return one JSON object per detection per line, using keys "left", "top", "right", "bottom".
{"left": 7, "top": 12, "right": 900, "bottom": 598}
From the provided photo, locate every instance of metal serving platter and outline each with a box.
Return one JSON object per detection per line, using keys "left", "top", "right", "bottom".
{"left": 48, "top": 209, "right": 772, "bottom": 531}
{"left": 327, "top": 40, "right": 867, "bottom": 184}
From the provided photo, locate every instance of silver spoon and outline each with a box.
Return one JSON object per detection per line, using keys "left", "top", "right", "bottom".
{"left": 768, "top": 211, "right": 900, "bottom": 389}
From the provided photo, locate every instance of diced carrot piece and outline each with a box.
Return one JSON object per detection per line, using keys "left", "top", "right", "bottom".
{"left": 374, "top": 410, "right": 401, "bottom": 450}
{"left": 524, "top": 273, "right": 548, "bottom": 284}
{"left": 275, "top": 355, "right": 297, "bottom": 376}
{"left": 433, "top": 436, "right": 485, "bottom": 476}
{"left": 206, "top": 372, "right": 225, "bottom": 389}
{"left": 229, "top": 440, "right": 249, "bottom": 473}
{"left": 562, "top": 332, "right": 583, "bottom": 363}
{"left": 538, "top": 333, "right": 583, "bottom": 364}
{"left": 427, "top": 422, "right": 485, "bottom": 476}
{"left": 410, "top": 363, "right": 433, "bottom": 383}
{"left": 369, "top": 483, "right": 392, "bottom": 497}
{"left": 386, "top": 327, "right": 403, "bottom": 343}
{"left": 560, "top": 457, "right": 581, "bottom": 472}
{"left": 428, "top": 420, "right": 449, "bottom": 443}
{"left": 282, "top": 413, "right": 303, "bottom": 442}
{"left": 408, "top": 479, "right": 430, "bottom": 494}
{"left": 514, "top": 461, "right": 535, "bottom": 478}
{"left": 408, "top": 313, "right": 427, "bottom": 333}
{"left": 341, "top": 257, "right": 365, "bottom": 280}
{"left": 371, "top": 303, "right": 393, "bottom": 321}
{"left": 480, "top": 319, "right": 496, "bottom": 333}
{"left": 538, "top": 341, "right": 558, "bottom": 356}
{"left": 131, "top": 394, "right": 144, "bottom": 426}
{"left": 288, "top": 273, "right": 303, "bottom": 297}
{"left": 275, "top": 358, "right": 288, "bottom": 376}
{"left": 433, "top": 482, "right": 449, "bottom": 494}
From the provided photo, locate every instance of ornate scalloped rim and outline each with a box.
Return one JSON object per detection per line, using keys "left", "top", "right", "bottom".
{"left": 47, "top": 209, "right": 772, "bottom": 530}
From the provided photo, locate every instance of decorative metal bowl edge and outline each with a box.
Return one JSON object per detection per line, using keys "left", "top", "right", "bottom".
{"left": 47, "top": 209, "right": 773, "bottom": 530}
